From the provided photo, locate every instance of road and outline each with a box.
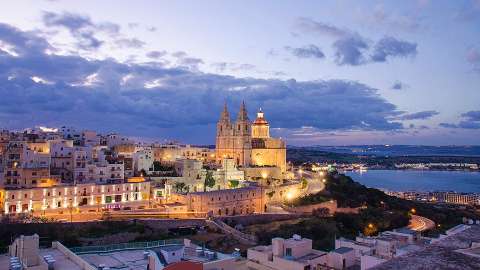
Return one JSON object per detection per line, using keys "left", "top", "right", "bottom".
{"left": 294, "top": 169, "right": 326, "bottom": 195}
{"left": 408, "top": 214, "right": 435, "bottom": 231}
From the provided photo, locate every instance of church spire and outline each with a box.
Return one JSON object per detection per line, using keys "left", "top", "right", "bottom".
{"left": 220, "top": 101, "right": 230, "bottom": 122}
{"left": 237, "top": 100, "right": 249, "bottom": 121}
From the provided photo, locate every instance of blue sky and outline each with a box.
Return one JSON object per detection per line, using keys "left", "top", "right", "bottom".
{"left": 0, "top": 0, "right": 479, "bottom": 145}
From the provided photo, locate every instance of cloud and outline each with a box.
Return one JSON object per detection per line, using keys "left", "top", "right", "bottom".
{"left": 391, "top": 80, "right": 407, "bottom": 90}
{"left": 371, "top": 36, "right": 417, "bottom": 62}
{"left": 146, "top": 26, "right": 157, "bottom": 32}
{"left": 42, "top": 11, "right": 112, "bottom": 49}
{"left": 295, "top": 17, "right": 349, "bottom": 38}
{"left": 42, "top": 11, "right": 145, "bottom": 52}
{"left": 333, "top": 35, "right": 369, "bottom": 66}
{"left": 397, "top": 110, "right": 439, "bottom": 120}
{"left": 284, "top": 44, "right": 325, "bottom": 59}
{"left": 439, "top": 110, "right": 480, "bottom": 129}
{"left": 128, "top": 22, "right": 139, "bottom": 29}
{"left": 211, "top": 62, "right": 256, "bottom": 72}
{"left": 454, "top": 0, "right": 480, "bottom": 22}
{"left": 0, "top": 22, "right": 405, "bottom": 142}
{"left": 116, "top": 38, "right": 145, "bottom": 48}
{"left": 171, "top": 51, "right": 204, "bottom": 70}
{"left": 146, "top": 50, "right": 167, "bottom": 59}
{"left": 461, "top": 110, "right": 480, "bottom": 121}
{"left": 367, "top": 4, "right": 422, "bottom": 32}
{"left": 294, "top": 17, "right": 418, "bottom": 66}
{"left": 466, "top": 47, "right": 480, "bottom": 72}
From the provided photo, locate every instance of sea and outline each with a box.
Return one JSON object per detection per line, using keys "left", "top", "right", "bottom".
{"left": 345, "top": 170, "right": 480, "bottom": 193}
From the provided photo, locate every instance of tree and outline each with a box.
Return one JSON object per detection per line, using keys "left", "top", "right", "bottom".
{"left": 174, "top": 182, "right": 187, "bottom": 193}
{"left": 301, "top": 178, "right": 308, "bottom": 189}
{"left": 229, "top": 180, "right": 239, "bottom": 188}
{"left": 204, "top": 171, "right": 215, "bottom": 191}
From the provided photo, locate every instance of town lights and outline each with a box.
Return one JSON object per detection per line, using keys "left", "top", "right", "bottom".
{"left": 368, "top": 223, "right": 374, "bottom": 229}
{"left": 410, "top": 208, "right": 416, "bottom": 214}
{"left": 298, "top": 169, "right": 303, "bottom": 174}
{"left": 261, "top": 172, "right": 268, "bottom": 179}
{"left": 286, "top": 190, "right": 296, "bottom": 201}
{"left": 322, "top": 179, "right": 326, "bottom": 183}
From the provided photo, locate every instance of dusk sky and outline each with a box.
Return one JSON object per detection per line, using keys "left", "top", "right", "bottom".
{"left": 0, "top": 0, "right": 479, "bottom": 145}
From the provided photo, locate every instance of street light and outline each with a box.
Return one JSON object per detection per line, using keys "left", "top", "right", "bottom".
{"left": 410, "top": 208, "right": 416, "bottom": 214}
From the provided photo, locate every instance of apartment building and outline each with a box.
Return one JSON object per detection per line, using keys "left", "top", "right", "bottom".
{"left": 3, "top": 177, "right": 150, "bottom": 214}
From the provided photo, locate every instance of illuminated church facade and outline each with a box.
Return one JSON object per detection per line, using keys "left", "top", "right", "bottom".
{"left": 215, "top": 102, "right": 286, "bottom": 172}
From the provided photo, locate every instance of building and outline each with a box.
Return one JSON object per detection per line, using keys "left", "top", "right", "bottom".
{"left": 247, "top": 234, "right": 329, "bottom": 270}
{"left": 152, "top": 144, "right": 215, "bottom": 164}
{"left": 176, "top": 185, "right": 265, "bottom": 216}
{"left": 133, "top": 147, "right": 154, "bottom": 175}
{"left": 215, "top": 102, "right": 286, "bottom": 173}
{"left": 2, "top": 141, "right": 52, "bottom": 189}
{"left": 3, "top": 177, "right": 150, "bottom": 214}
{"left": 335, "top": 228, "right": 426, "bottom": 270}
{"left": 3, "top": 236, "right": 236, "bottom": 270}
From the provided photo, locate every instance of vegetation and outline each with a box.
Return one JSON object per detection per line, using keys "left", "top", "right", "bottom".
{"left": 301, "top": 178, "right": 308, "bottom": 189}
{"left": 204, "top": 171, "right": 215, "bottom": 191}
{"left": 0, "top": 218, "right": 197, "bottom": 253}
{"left": 229, "top": 180, "right": 239, "bottom": 188}
{"left": 173, "top": 182, "right": 188, "bottom": 193}
{"left": 252, "top": 171, "right": 479, "bottom": 250}
{"left": 290, "top": 193, "right": 330, "bottom": 206}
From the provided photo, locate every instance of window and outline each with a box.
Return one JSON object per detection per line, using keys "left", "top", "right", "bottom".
{"left": 285, "top": 248, "right": 292, "bottom": 257}
{"left": 105, "top": 196, "right": 112, "bottom": 203}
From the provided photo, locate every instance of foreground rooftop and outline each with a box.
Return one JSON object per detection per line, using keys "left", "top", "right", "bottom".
{"left": 372, "top": 225, "right": 480, "bottom": 270}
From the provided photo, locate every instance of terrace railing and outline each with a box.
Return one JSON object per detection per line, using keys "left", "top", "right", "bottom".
{"left": 69, "top": 239, "right": 183, "bottom": 254}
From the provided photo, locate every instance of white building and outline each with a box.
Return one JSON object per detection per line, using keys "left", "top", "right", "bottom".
{"left": 247, "top": 235, "right": 329, "bottom": 270}
{"left": 133, "top": 147, "right": 154, "bottom": 175}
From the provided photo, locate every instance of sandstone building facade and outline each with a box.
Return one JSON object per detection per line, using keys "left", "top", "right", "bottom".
{"left": 215, "top": 102, "right": 286, "bottom": 172}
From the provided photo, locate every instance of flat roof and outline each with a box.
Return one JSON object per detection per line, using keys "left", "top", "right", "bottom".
{"left": 334, "top": 247, "right": 354, "bottom": 254}
{"left": 395, "top": 228, "right": 417, "bottom": 235}
{"left": 80, "top": 249, "right": 148, "bottom": 270}
{"left": 0, "top": 248, "right": 84, "bottom": 270}
{"left": 371, "top": 225, "right": 480, "bottom": 270}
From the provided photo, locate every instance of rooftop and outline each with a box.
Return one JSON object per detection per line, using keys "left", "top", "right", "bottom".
{"left": 334, "top": 247, "right": 354, "bottom": 254}
{"left": 371, "top": 225, "right": 480, "bottom": 270}
{"left": 80, "top": 249, "right": 147, "bottom": 270}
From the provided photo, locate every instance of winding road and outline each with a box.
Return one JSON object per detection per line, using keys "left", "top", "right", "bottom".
{"left": 408, "top": 214, "right": 435, "bottom": 231}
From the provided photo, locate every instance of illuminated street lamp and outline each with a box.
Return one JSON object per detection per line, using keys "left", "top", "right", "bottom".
{"left": 410, "top": 208, "right": 416, "bottom": 214}
{"left": 368, "top": 223, "right": 374, "bottom": 229}
{"left": 285, "top": 190, "right": 296, "bottom": 201}
{"left": 322, "top": 179, "right": 326, "bottom": 183}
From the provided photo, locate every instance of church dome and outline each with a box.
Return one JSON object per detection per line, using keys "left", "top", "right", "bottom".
{"left": 253, "top": 108, "right": 269, "bottom": 126}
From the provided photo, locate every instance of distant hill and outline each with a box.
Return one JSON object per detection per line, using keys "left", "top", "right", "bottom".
{"left": 287, "top": 147, "right": 480, "bottom": 166}
{"left": 290, "top": 145, "right": 480, "bottom": 157}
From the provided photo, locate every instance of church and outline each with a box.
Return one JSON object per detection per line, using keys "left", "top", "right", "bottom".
{"left": 215, "top": 102, "right": 286, "bottom": 172}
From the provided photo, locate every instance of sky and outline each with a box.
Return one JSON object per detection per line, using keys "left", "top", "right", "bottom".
{"left": 0, "top": 0, "right": 479, "bottom": 145}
